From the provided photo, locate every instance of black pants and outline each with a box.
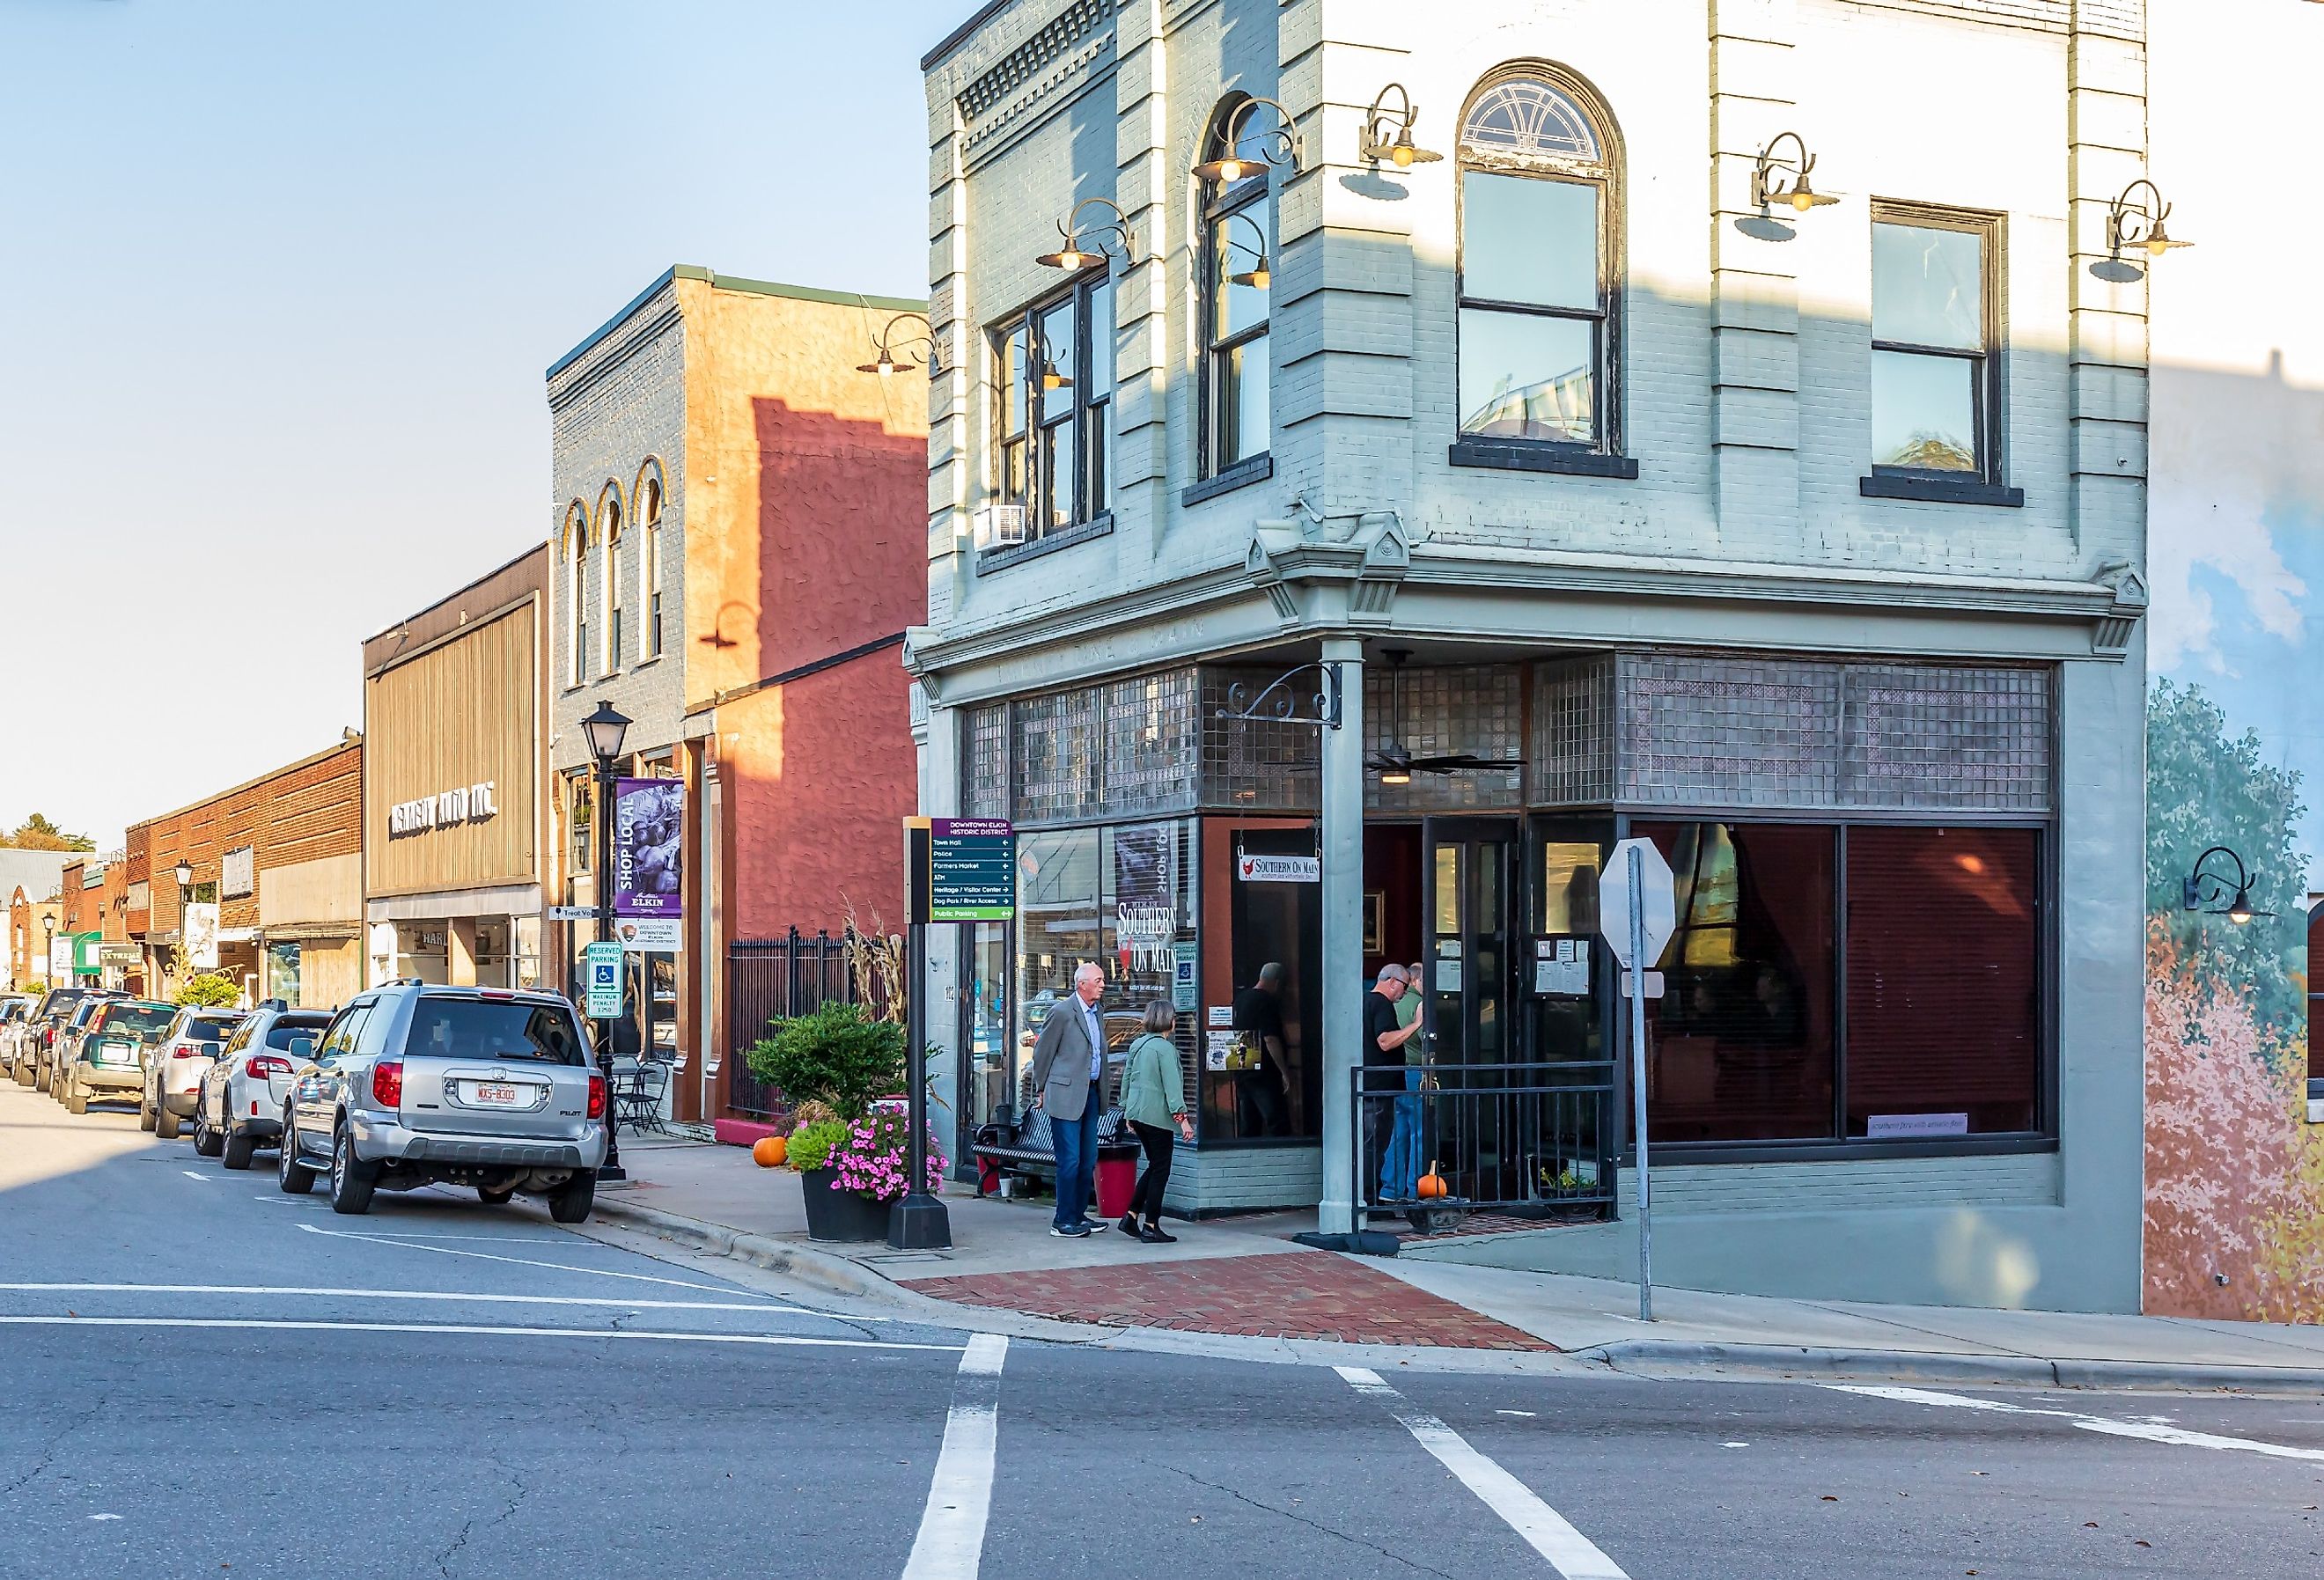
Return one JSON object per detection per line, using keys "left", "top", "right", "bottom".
{"left": 1127, "top": 1120, "right": 1176, "bottom": 1222}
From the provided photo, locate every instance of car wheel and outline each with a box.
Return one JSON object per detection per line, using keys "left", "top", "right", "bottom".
{"left": 477, "top": 1185, "right": 517, "bottom": 1207}
{"left": 156, "top": 1097, "right": 180, "bottom": 1140}
{"left": 327, "top": 1123, "right": 376, "bottom": 1216}
{"left": 547, "top": 1171, "right": 597, "bottom": 1225}
{"left": 221, "top": 1121, "right": 255, "bottom": 1171}
{"left": 276, "top": 1113, "right": 317, "bottom": 1195}
{"left": 192, "top": 1098, "right": 224, "bottom": 1158}
{"left": 64, "top": 1079, "right": 86, "bottom": 1116}
{"left": 34, "top": 1062, "right": 49, "bottom": 1093}
{"left": 138, "top": 1091, "right": 158, "bottom": 1133}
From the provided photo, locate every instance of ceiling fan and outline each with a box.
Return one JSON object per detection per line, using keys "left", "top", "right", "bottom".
{"left": 1368, "top": 649, "right": 1526, "bottom": 785}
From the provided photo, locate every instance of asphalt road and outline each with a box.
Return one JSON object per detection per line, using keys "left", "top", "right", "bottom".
{"left": 3, "top": 1078, "right": 2320, "bottom": 1579}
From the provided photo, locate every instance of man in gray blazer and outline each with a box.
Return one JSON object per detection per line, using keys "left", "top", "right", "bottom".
{"left": 1029, "top": 960, "right": 1110, "bottom": 1237}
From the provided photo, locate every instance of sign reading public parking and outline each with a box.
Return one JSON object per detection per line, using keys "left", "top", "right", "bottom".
{"left": 908, "top": 818, "right": 1016, "bottom": 923}
{"left": 583, "top": 941, "right": 625, "bottom": 1019}
{"left": 1598, "top": 837, "right": 1677, "bottom": 971}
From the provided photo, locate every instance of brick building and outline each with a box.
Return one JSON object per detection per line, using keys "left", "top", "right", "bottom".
{"left": 546, "top": 268, "right": 929, "bottom": 1123}
{"left": 7, "top": 886, "right": 63, "bottom": 992}
{"left": 130, "top": 739, "right": 364, "bottom": 1008}
{"left": 910, "top": 0, "right": 2154, "bottom": 1308}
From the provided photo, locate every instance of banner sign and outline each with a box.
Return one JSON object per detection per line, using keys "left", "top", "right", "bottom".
{"left": 48, "top": 938, "right": 72, "bottom": 981}
{"left": 611, "top": 778, "right": 685, "bottom": 918}
{"left": 72, "top": 931, "right": 102, "bottom": 973}
{"left": 221, "top": 845, "right": 255, "bottom": 900}
{"left": 615, "top": 917, "right": 683, "bottom": 952}
{"left": 1236, "top": 853, "right": 1319, "bottom": 884}
{"left": 183, "top": 903, "right": 221, "bottom": 970}
{"left": 1113, "top": 824, "right": 1177, "bottom": 974}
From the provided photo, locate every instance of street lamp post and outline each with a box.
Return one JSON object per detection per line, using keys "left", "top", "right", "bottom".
{"left": 580, "top": 699, "right": 632, "bottom": 1183}
{"left": 173, "top": 861, "right": 193, "bottom": 992}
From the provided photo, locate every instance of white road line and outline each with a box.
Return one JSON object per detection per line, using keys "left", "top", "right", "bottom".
{"left": 180, "top": 1171, "right": 209, "bottom": 1182}
{"left": 291, "top": 1230, "right": 623, "bottom": 1246}
{"left": 1825, "top": 1385, "right": 2324, "bottom": 1463}
{"left": 0, "top": 1313, "right": 958, "bottom": 1353}
{"left": 0, "top": 1282, "right": 845, "bottom": 1316}
{"left": 1337, "top": 1367, "right": 1629, "bottom": 1580}
{"left": 296, "top": 1222, "right": 760, "bottom": 1296}
{"left": 901, "top": 1334, "right": 1009, "bottom": 1580}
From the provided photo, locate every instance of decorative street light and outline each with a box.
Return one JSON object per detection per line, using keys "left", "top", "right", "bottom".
{"left": 580, "top": 698, "right": 632, "bottom": 1180}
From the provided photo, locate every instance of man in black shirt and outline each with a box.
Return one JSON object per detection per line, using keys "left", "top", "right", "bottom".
{"left": 1231, "top": 962, "right": 1290, "bottom": 1136}
{"left": 1361, "top": 965, "right": 1420, "bottom": 1208}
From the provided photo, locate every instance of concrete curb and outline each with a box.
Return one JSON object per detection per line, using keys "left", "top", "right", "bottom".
{"left": 1573, "top": 1339, "right": 2324, "bottom": 1395}
{"left": 587, "top": 1194, "right": 901, "bottom": 1304}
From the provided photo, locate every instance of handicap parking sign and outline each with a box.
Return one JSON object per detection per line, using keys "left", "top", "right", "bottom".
{"left": 583, "top": 940, "right": 625, "bottom": 1019}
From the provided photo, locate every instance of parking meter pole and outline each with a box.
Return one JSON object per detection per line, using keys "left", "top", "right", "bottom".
{"left": 594, "top": 759, "right": 625, "bottom": 1182}
{"left": 1628, "top": 842, "right": 1651, "bottom": 1322}
{"left": 889, "top": 920, "right": 952, "bottom": 1249}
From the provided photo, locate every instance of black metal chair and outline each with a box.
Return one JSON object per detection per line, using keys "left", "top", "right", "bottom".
{"left": 615, "top": 1058, "right": 668, "bottom": 1135}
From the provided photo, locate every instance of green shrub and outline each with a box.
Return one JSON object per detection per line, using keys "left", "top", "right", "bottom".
{"left": 783, "top": 1118, "right": 851, "bottom": 1174}
{"left": 176, "top": 973, "right": 240, "bottom": 1008}
{"left": 743, "top": 1001, "right": 902, "bottom": 1121}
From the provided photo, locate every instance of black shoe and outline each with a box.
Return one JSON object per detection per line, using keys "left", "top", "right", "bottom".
{"left": 1117, "top": 1214, "right": 1142, "bottom": 1237}
{"left": 1138, "top": 1224, "right": 1177, "bottom": 1244}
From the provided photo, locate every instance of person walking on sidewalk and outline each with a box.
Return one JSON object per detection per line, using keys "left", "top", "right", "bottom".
{"left": 1030, "top": 960, "right": 1111, "bottom": 1238}
{"left": 1117, "top": 1000, "right": 1194, "bottom": 1243}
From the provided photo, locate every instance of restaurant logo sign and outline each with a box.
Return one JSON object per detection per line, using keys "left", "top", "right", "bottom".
{"left": 389, "top": 782, "right": 498, "bottom": 838}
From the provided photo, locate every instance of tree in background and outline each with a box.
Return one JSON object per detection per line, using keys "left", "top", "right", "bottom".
{"left": 174, "top": 973, "right": 240, "bottom": 1009}
{"left": 0, "top": 813, "right": 95, "bottom": 852}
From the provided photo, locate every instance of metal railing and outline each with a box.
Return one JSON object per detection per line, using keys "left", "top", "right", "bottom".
{"left": 725, "top": 928, "right": 862, "bottom": 1120}
{"left": 1356, "top": 1061, "right": 1618, "bottom": 1219}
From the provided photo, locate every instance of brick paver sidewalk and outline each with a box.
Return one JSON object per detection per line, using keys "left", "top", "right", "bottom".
{"left": 902, "top": 1250, "right": 1555, "bottom": 1351}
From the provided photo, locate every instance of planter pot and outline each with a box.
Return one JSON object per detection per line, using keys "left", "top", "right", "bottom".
{"left": 799, "top": 1166, "right": 892, "bottom": 1242}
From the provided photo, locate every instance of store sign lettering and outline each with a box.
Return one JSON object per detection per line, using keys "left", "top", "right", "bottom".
{"left": 389, "top": 782, "right": 498, "bottom": 837}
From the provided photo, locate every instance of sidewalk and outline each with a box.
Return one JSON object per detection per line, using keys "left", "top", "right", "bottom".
{"left": 591, "top": 1135, "right": 2324, "bottom": 1388}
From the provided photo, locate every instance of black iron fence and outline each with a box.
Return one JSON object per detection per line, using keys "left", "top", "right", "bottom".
{"left": 726, "top": 928, "right": 862, "bottom": 1120}
{"left": 1356, "top": 1062, "right": 1618, "bottom": 1220}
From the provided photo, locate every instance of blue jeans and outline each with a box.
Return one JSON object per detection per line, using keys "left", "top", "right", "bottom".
{"left": 1051, "top": 1082, "right": 1101, "bottom": 1229}
{"left": 1382, "top": 1069, "right": 1423, "bottom": 1201}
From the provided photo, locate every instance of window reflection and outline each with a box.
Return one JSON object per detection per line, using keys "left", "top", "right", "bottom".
{"left": 1458, "top": 310, "right": 1596, "bottom": 444}
{"left": 1870, "top": 211, "right": 1995, "bottom": 478}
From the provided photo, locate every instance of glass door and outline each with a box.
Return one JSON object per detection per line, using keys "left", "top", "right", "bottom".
{"left": 1420, "top": 818, "right": 1519, "bottom": 1202}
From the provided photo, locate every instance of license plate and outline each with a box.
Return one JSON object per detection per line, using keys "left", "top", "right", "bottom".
{"left": 463, "top": 1081, "right": 533, "bottom": 1107}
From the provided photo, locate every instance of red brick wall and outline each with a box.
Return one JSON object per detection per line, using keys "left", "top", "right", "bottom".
{"left": 134, "top": 744, "right": 362, "bottom": 937}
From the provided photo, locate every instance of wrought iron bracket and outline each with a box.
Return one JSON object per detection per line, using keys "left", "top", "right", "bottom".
{"left": 1216, "top": 662, "right": 1342, "bottom": 730}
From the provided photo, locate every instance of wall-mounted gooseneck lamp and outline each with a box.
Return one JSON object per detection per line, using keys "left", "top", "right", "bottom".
{"left": 1035, "top": 196, "right": 1138, "bottom": 271}
{"left": 1225, "top": 211, "right": 1272, "bottom": 290}
{"left": 1357, "top": 83, "right": 1442, "bottom": 170}
{"left": 2184, "top": 845, "right": 2271, "bottom": 925}
{"left": 856, "top": 312, "right": 939, "bottom": 378}
{"left": 1749, "top": 131, "right": 1841, "bottom": 225}
{"left": 2101, "top": 179, "right": 2192, "bottom": 279}
{"left": 1193, "top": 95, "right": 1304, "bottom": 183}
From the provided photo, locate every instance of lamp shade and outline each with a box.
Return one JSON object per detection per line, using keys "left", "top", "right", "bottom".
{"left": 173, "top": 862, "right": 194, "bottom": 888}
{"left": 579, "top": 699, "right": 632, "bottom": 763}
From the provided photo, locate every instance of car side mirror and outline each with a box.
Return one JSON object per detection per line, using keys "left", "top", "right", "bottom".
{"left": 199, "top": 1040, "right": 223, "bottom": 1060}
{"left": 285, "top": 1036, "right": 316, "bottom": 1061}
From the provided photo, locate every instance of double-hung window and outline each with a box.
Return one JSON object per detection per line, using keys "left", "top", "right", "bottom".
{"left": 1200, "top": 109, "right": 1272, "bottom": 478}
{"left": 565, "top": 512, "right": 588, "bottom": 688}
{"left": 639, "top": 473, "right": 664, "bottom": 659}
{"left": 990, "top": 273, "right": 1112, "bottom": 548}
{"left": 601, "top": 497, "right": 623, "bottom": 676}
{"left": 1870, "top": 206, "right": 2006, "bottom": 490}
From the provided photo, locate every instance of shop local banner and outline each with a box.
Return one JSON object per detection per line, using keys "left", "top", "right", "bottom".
{"left": 611, "top": 778, "right": 684, "bottom": 918}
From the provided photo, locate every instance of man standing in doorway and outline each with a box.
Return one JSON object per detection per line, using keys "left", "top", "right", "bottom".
{"left": 1232, "top": 961, "right": 1291, "bottom": 1136}
{"left": 1361, "top": 965, "right": 1421, "bottom": 1209}
{"left": 1030, "top": 960, "right": 1111, "bottom": 1238}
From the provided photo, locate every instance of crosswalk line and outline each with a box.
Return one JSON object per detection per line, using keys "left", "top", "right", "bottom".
{"left": 903, "top": 1333, "right": 1009, "bottom": 1580}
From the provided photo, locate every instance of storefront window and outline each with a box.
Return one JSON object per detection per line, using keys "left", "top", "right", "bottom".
{"left": 1210, "top": 824, "right": 1321, "bottom": 1143}
{"left": 266, "top": 942, "right": 301, "bottom": 1004}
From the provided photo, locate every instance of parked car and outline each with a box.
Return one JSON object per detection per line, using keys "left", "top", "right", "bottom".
{"left": 139, "top": 1007, "right": 248, "bottom": 1139}
{"left": 17, "top": 987, "right": 94, "bottom": 1088}
{"left": 36, "top": 991, "right": 117, "bottom": 1094}
{"left": 193, "top": 1005, "right": 332, "bottom": 1166}
{"left": 0, "top": 996, "right": 33, "bottom": 1078}
{"left": 55, "top": 998, "right": 178, "bottom": 1115}
{"left": 278, "top": 984, "right": 606, "bottom": 1221}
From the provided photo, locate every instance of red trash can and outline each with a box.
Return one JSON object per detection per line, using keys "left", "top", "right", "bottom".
{"left": 1094, "top": 1151, "right": 1136, "bottom": 1221}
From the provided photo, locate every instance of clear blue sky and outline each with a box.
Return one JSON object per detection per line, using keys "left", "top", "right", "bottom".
{"left": 0, "top": 0, "right": 967, "bottom": 849}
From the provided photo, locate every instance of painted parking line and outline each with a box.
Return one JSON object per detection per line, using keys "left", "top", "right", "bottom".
{"left": 180, "top": 1171, "right": 209, "bottom": 1182}
{"left": 0, "top": 1313, "right": 956, "bottom": 1353}
{"left": 0, "top": 1282, "right": 858, "bottom": 1317}
{"left": 901, "top": 1334, "right": 1009, "bottom": 1580}
{"left": 1338, "top": 1367, "right": 1630, "bottom": 1579}
{"left": 296, "top": 1222, "right": 759, "bottom": 1296}
{"left": 1827, "top": 1385, "right": 2324, "bottom": 1464}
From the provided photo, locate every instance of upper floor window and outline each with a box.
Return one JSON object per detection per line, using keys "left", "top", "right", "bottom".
{"left": 1200, "top": 98, "right": 1274, "bottom": 477}
{"left": 638, "top": 466, "right": 665, "bottom": 658}
{"left": 991, "top": 272, "right": 1113, "bottom": 545}
{"left": 1456, "top": 69, "right": 1622, "bottom": 456}
{"left": 599, "top": 490, "right": 623, "bottom": 675}
{"left": 1871, "top": 206, "right": 2002, "bottom": 481}
{"left": 563, "top": 506, "right": 589, "bottom": 687}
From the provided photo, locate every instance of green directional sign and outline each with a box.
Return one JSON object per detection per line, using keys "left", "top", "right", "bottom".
{"left": 907, "top": 818, "right": 1016, "bottom": 923}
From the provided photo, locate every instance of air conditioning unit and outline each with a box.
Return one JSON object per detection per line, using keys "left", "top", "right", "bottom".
{"left": 973, "top": 503, "right": 1028, "bottom": 549}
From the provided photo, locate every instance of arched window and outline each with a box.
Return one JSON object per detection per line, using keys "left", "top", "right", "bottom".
{"left": 1456, "top": 67, "right": 1623, "bottom": 459}
{"left": 1198, "top": 95, "right": 1273, "bottom": 479}
{"left": 599, "top": 488, "right": 623, "bottom": 675}
{"left": 563, "top": 505, "right": 590, "bottom": 687}
{"left": 637, "top": 464, "right": 665, "bottom": 658}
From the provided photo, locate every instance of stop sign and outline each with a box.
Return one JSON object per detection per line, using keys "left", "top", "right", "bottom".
{"left": 1598, "top": 837, "right": 1676, "bottom": 969}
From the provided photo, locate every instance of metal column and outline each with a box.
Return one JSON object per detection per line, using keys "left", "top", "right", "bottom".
{"left": 1316, "top": 637, "right": 1365, "bottom": 1236}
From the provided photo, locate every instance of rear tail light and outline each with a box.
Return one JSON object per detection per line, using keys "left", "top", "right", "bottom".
{"left": 586, "top": 1074, "right": 607, "bottom": 1121}
{"left": 246, "top": 1055, "right": 291, "bottom": 1079}
{"left": 171, "top": 1043, "right": 203, "bottom": 1060}
{"left": 371, "top": 1060, "right": 404, "bottom": 1108}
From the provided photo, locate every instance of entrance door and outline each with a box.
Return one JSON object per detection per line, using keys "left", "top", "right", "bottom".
{"left": 1421, "top": 818, "right": 1519, "bottom": 1072}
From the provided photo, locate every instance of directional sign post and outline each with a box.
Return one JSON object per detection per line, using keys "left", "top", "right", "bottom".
{"left": 1599, "top": 836, "right": 1675, "bottom": 1322}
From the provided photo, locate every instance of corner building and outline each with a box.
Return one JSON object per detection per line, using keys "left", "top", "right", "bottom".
{"left": 911, "top": 0, "right": 2154, "bottom": 1310}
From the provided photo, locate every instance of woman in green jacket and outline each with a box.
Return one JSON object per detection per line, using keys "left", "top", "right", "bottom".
{"left": 1116, "top": 1000, "right": 1194, "bottom": 1243}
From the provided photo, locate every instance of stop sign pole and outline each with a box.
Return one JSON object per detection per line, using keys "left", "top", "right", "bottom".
{"left": 1601, "top": 837, "right": 1675, "bottom": 1323}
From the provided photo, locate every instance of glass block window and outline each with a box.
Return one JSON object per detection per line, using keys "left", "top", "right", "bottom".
{"left": 1620, "top": 654, "right": 1843, "bottom": 809}
{"left": 1102, "top": 668, "right": 1200, "bottom": 818}
{"left": 962, "top": 703, "right": 1010, "bottom": 820}
{"left": 1012, "top": 688, "right": 1101, "bottom": 825}
{"left": 1367, "top": 664, "right": 1524, "bottom": 813}
{"left": 1201, "top": 667, "right": 1321, "bottom": 812}
{"left": 1842, "top": 665, "right": 2052, "bottom": 812}
{"left": 1531, "top": 656, "right": 1616, "bottom": 806}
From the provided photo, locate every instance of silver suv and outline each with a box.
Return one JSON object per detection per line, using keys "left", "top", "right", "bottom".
{"left": 277, "top": 983, "right": 607, "bottom": 1222}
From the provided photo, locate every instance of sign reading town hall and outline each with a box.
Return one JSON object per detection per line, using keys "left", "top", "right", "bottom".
{"left": 388, "top": 781, "right": 499, "bottom": 837}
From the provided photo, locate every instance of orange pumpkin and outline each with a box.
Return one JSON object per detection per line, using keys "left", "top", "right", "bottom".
{"left": 1416, "top": 1171, "right": 1448, "bottom": 1200}
{"left": 752, "top": 1135, "right": 788, "bottom": 1168}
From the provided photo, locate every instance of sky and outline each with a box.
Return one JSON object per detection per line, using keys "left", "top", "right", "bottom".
{"left": 0, "top": 0, "right": 967, "bottom": 849}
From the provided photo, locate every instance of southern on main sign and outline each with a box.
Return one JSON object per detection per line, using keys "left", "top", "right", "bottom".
{"left": 908, "top": 818, "right": 1015, "bottom": 923}
{"left": 1598, "top": 837, "right": 1677, "bottom": 970}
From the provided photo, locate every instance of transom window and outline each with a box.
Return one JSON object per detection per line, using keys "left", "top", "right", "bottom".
{"left": 1871, "top": 206, "right": 2003, "bottom": 480}
{"left": 1199, "top": 98, "right": 1274, "bottom": 478}
{"left": 991, "top": 272, "right": 1113, "bottom": 546}
{"left": 1456, "top": 69, "right": 1622, "bottom": 456}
